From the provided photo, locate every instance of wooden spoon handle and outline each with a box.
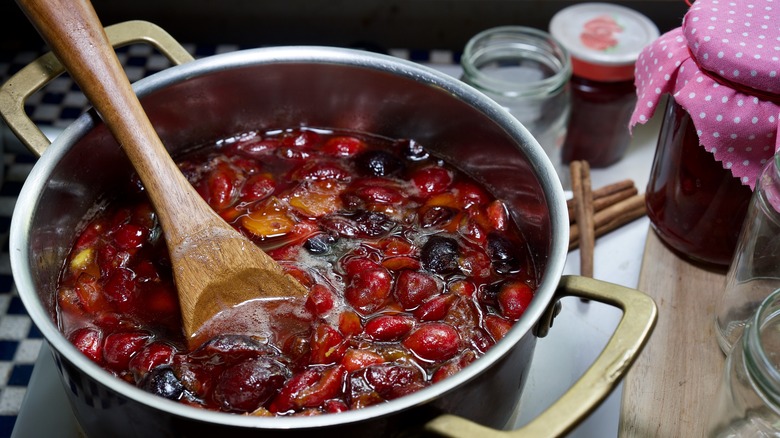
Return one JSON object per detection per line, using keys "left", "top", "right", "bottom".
{"left": 16, "top": 0, "right": 218, "bottom": 246}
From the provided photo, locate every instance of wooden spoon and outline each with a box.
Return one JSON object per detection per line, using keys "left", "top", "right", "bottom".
{"left": 16, "top": 0, "right": 309, "bottom": 346}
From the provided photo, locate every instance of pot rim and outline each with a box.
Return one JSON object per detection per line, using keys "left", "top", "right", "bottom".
{"left": 10, "top": 45, "right": 568, "bottom": 429}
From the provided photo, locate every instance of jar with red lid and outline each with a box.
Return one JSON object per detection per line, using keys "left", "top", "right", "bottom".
{"left": 550, "top": 3, "right": 659, "bottom": 168}
{"left": 630, "top": 0, "right": 780, "bottom": 267}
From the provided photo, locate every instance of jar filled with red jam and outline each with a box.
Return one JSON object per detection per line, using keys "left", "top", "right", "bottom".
{"left": 549, "top": 3, "right": 659, "bottom": 168}
{"left": 631, "top": 0, "right": 780, "bottom": 267}
{"left": 645, "top": 99, "right": 752, "bottom": 266}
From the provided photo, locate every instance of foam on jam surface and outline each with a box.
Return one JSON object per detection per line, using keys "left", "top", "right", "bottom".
{"left": 56, "top": 128, "right": 539, "bottom": 416}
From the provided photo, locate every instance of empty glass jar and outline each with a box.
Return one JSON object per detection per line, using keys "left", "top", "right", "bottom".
{"left": 708, "top": 287, "right": 780, "bottom": 437}
{"left": 461, "top": 26, "right": 571, "bottom": 186}
{"left": 716, "top": 156, "right": 780, "bottom": 354}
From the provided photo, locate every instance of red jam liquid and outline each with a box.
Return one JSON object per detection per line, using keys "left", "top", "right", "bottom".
{"left": 56, "top": 127, "right": 540, "bottom": 416}
{"left": 562, "top": 76, "right": 637, "bottom": 167}
{"left": 646, "top": 100, "right": 752, "bottom": 267}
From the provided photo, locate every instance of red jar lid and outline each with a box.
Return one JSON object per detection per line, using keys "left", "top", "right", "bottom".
{"left": 549, "top": 3, "right": 659, "bottom": 82}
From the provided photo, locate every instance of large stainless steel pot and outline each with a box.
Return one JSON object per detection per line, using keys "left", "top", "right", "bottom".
{"left": 0, "top": 21, "right": 656, "bottom": 438}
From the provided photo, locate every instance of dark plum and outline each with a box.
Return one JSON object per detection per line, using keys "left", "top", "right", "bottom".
{"left": 140, "top": 366, "right": 187, "bottom": 401}
{"left": 421, "top": 235, "right": 460, "bottom": 274}
{"left": 486, "top": 233, "right": 521, "bottom": 274}
{"left": 419, "top": 206, "right": 457, "bottom": 228}
{"left": 303, "top": 233, "right": 338, "bottom": 255}
{"left": 355, "top": 150, "right": 404, "bottom": 176}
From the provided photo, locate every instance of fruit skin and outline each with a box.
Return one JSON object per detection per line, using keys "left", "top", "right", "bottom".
{"left": 269, "top": 366, "right": 347, "bottom": 413}
{"left": 402, "top": 323, "right": 460, "bottom": 362}
{"left": 420, "top": 236, "right": 460, "bottom": 275}
{"left": 364, "top": 315, "right": 415, "bottom": 341}
{"left": 393, "top": 270, "right": 441, "bottom": 311}
{"left": 212, "top": 357, "right": 291, "bottom": 412}
{"left": 344, "top": 266, "right": 393, "bottom": 315}
{"left": 497, "top": 281, "right": 534, "bottom": 320}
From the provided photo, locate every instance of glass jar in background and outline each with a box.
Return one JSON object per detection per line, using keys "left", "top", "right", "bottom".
{"left": 715, "top": 156, "right": 780, "bottom": 354}
{"left": 708, "top": 287, "right": 780, "bottom": 437}
{"left": 549, "top": 3, "right": 659, "bottom": 168}
{"left": 461, "top": 26, "right": 571, "bottom": 186}
{"left": 645, "top": 99, "right": 752, "bottom": 267}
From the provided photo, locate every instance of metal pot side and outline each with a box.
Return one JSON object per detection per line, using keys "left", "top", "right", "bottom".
{"left": 9, "top": 45, "right": 568, "bottom": 436}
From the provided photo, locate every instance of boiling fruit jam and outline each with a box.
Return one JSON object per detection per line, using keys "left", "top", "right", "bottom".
{"left": 56, "top": 127, "right": 539, "bottom": 416}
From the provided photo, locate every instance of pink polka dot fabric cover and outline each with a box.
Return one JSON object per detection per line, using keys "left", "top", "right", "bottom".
{"left": 630, "top": 0, "right": 780, "bottom": 189}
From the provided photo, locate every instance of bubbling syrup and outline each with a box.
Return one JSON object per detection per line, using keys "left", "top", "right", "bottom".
{"left": 56, "top": 127, "right": 540, "bottom": 415}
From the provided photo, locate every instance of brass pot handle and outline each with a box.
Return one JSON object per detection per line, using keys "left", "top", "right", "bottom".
{"left": 0, "top": 20, "right": 194, "bottom": 157}
{"left": 426, "top": 275, "right": 657, "bottom": 438}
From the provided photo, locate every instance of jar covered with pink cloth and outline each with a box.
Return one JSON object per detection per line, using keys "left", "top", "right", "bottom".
{"left": 631, "top": 0, "right": 780, "bottom": 267}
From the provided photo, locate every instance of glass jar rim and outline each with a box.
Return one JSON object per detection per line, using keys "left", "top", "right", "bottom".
{"left": 461, "top": 26, "right": 572, "bottom": 98}
{"left": 744, "top": 287, "right": 780, "bottom": 405}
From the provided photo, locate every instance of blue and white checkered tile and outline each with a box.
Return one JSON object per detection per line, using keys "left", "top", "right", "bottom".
{"left": 0, "top": 152, "right": 37, "bottom": 437}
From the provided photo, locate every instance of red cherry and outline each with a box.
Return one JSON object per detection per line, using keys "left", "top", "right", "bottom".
{"left": 129, "top": 342, "right": 175, "bottom": 377}
{"left": 309, "top": 323, "right": 347, "bottom": 365}
{"left": 341, "top": 256, "right": 380, "bottom": 277}
{"left": 305, "top": 284, "right": 335, "bottom": 316}
{"left": 203, "top": 161, "right": 240, "bottom": 211}
{"left": 486, "top": 200, "right": 508, "bottom": 231}
{"left": 338, "top": 311, "right": 363, "bottom": 337}
{"left": 344, "top": 267, "right": 393, "bottom": 315}
{"left": 230, "top": 137, "right": 280, "bottom": 159}
{"left": 270, "top": 365, "right": 346, "bottom": 413}
{"left": 497, "top": 281, "right": 534, "bottom": 320}
{"left": 411, "top": 166, "right": 452, "bottom": 196}
{"left": 104, "top": 267, "right": 138, "bottom": 311}
{"left": 413, "top": 294, "right": 457, "bottom": 321}
{"left": 103, "top": 331, "right": 151, "bottom": 371}
{"left": 240, "top": 173, "right": 276, "bottom": 202}
{"left": 70, "top": 273, "right": 109, "bottom": 313}
{"left": 393, "top": 270, "right": 441, "bottom": 311}
{"left": 452, "top": 181, "right": 490, "bottom": 208}
{"left": 323, "top": 399, "right": 350, "bottom": 413}
{"left": 74, "top": 222, "right": 104, "bottom": 250}
{"left": 321, "top": 136, "right": 367, "bottom": 157}
{"left": 293, "top": 161, "right": 351, "bottom": 181}
{"left": 381, "top": 256, "right": 421, "bottom": 271}
{"left": 363, "top": 363, "right": 426, "bottom": 400}
{"left": 402, "top": 323, "right": 460, "bottom": 362}
{"left": 484, "top": 314, "right": 513, "bottom": 342}
{"left": 431, "top": 351, "right": 477, "bottom": 383}
{"left": 340, "top": 348, "right": 384, "bottom": 373}
{"left": 281, "top": 129, "right": 321, "bottom": 149}
{"left": 213, "top": 357, "right": 290, "bottom": 412}
{"left": 364, "top": 315, "right": 415, "bottom": 341}
{"left": 69, "top": 327, "right": 104, "bottom": 364}
{"left": 354, "top": 185, "right": 404, "bottom": 205}
{"left": 97, "top": 244, "right": 130, "bottom": 273}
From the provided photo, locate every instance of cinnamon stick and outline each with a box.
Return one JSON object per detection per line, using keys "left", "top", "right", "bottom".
{"left": 567, "top": 179, "right": 637, "bottom": 222}
{"left": 569, "top": 193, "right": 647, "bottom": 250}
{"left": 570, "top": 161, "right": 595, "bottom": 277}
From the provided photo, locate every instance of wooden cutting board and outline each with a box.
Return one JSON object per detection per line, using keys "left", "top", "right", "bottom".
{"left": 619, "top": 229, "right": 727, "bottom": 437}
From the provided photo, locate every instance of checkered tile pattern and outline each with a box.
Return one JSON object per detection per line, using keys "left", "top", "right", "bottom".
{"left": 0, "top": 42, "right": 456, "bottom": 437}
